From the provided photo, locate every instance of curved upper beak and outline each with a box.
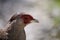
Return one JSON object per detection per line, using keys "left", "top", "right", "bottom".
{"left": 31, "top": 19, "right": 39, "bottom": 23}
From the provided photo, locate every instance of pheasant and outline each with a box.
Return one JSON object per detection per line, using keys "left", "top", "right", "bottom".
{"left": 6, "top": 12, "right": 39, "bottom": 40}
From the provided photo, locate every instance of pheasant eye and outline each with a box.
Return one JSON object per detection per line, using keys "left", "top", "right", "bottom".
{"left": 24, "top": 17, "right": 28, "bottom": 19}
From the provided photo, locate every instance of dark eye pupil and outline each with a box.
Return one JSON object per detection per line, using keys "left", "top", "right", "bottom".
{"left": 24, "top": 18, "right": 28, "bottom": 19}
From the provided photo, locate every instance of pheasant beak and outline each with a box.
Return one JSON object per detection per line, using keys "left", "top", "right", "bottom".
{"left": 31, "top": 19, "right": 39, "bottom": 23}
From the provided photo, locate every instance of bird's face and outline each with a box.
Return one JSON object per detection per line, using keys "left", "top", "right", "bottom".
{"left": 20, "top": 14, "right": 39, "bottom": 24}
{"left": 9, "top": 13, "right": 39, "bottom": 25}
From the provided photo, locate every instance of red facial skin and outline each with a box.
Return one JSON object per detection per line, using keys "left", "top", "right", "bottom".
{"left": 9, "top": 13, "right": 34, "bottom": 24}
{"left": 20, "top": 15, "right": 34, "bottom": 24}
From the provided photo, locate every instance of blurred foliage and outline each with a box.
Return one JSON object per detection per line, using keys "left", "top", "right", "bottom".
{"left": 53, "top": 16, "right": 60, "bottom": 39}
{"left": 56, "top": 31, "right": 60, "bottom": 39}
{"left": 53, "top": 0, "right": 60, "bottom": 7}
{"left": 53, "top": 16, "right": 60, "bottom": 26}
